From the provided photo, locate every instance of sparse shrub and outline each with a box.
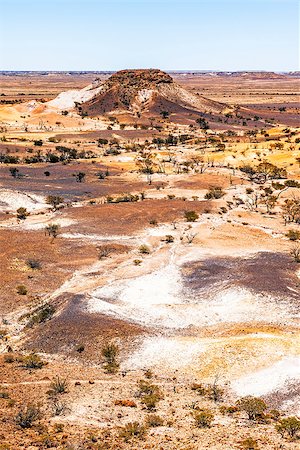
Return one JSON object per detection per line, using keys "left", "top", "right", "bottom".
{"left": 205, "top": 186, "right": 225, "bottom": 199}
{"left": 141, "top": 393, "right": 162, "bottom": 410}
{"left": 139, "top": 244, "right": 150, "bottom": 254}
{"left": 48, "top": 376, "right": 69, "bottom": 396}
{"left": 240, "top": 438, "right": 259, "bottom": 450}
{"left": 137, "top": 379, "right": 163, "bottom": 410}
{"left": 219, "top": 405, "right": 239, "bottom": 415}
{"left": 26, "top": 259, "right": 42, "bottom": 270}
{"left": 191, "top": 383, "right": 207, "bottom": 396}
{"left": 21, "top": 353, "right": 45, "bottom": 369}
{"left": 27, "top": 303, "right": 55, "bottom": 326}
{"left": 285, "top": 179, "right": 300, "bottom": 188}
{"left": 184, "top": 210, "right": 199, "bottom": 222}
{"left": 164, "top": 235, "right": 174, "bottom": 243}
{"left": 73, "top": 171, "right": 86, "bottom": 182}
{"left": 290, "top": 245, "right": 300, "bottom": 262}
{"left": 119, "top": 422, "right": 147, "bottom": 442}
{"left": 101, "top": 342, "right": 119, "bottom": 373}
{"left": 4, "top": 354, "right": 14, "bottom": 363}
{"left": 149, "top": 218, "right": 158, "bottom": 226}
{"left": 208, "top": 378, "right": 224, "bottom": 402}
{"left": 286, "top": 230, "right": 300, "bottom": 241}
{"left": 16, "top": 285, "right": 27, "bottom": 295}
{"left": 46, "top": 195, "right": 64, "bottom": 210}
{"left": 50, "top": 398, "right": 69, "bottom": 416}
{"left": 75, "top": 344, "right": 85, "bottom": 353}
{"left": 269, "top": 409, "right": 281, "bottom": 421}
{"left": 193, "top": 409, "right": 214, "bottom": 428}
{"left": 45, "top": 223, "right": 60, "bottom": 239}
{"left": 276, "top": 416, "right": 300, "bottom": 438}
{"left": 15, "top": 404, "right": 41, "bottom": 428}
{"left": 236, "top": 396, "right": 267, "bottom": 420}
{"left": 16, "top": 207, "right": 29, "bottom": 220}
{"left": 145, "top": 414, "right": 164, "bottom": 427}
{"left": 0, "top": 390, "right": 9, "bottom": 399}
{"left": 133, "top": 259, "right": 142, "bottom": 266}
{"left": 144, "top": 369, "right": 153, "bottom": 379}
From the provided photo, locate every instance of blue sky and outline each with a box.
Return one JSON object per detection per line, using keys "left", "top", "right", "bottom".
{"left": 0, "top": 0, "right": 298, "bottom": 71}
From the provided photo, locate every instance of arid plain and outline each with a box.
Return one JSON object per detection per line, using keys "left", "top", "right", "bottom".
{"left": 0, "top": 70, "right": 299, "bottom": 449}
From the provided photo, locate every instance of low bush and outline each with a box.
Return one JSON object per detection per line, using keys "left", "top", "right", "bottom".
{"left": 240, "top": 438, "right": 259, "bottom": 450}
{"left": 48, "top": 376, "right": 69, "bottom": 396}
{"left": 119, "top": 422, "right": 147, "bottom": 442}
{"left": 286, "top": 230, "right": 300, "bottom": 241}
{"left": 27, "top": 304, "right": 55, "bottom": 327}
{"left": 21, "top": 353, "right": 45, "bottom": 370}
{"left": 205, "top": 186, "right": 225, "bottom": 200}
{"left": 236, "top": 396, "right": 267, "bottom": 420}
{"left": 184, "top": 210, "right": 199, "bottom": 222}
{"left": 15, "top": 404, "right": 41, "bottom": 428}
{"left": 139, "top": 244, "right": 150, "bottom": 254}
{"left": 26, "top": 259, "right": 42, "bottom": 270}
{"left": 145, "top": 414, "right": 164, "bottom": 427}
{"left": 192, "top": 409, "right": 214, "bottom": 428}
{"left": 16, "top": 285, "right": 27, "bottom": 295}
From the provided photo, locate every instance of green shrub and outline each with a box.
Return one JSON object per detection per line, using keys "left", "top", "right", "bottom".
{"left": 21, "top": 353, "right": 45, "bottom": 369}
{"left": 276, "top": 416, "right": 300, "bottom": 438}
{"left": 236, "top": 396, "right": 267, "bottom": 420}
{"left": 286, "top": 230, "right": 300, "bottom": 241}
{"left": 137, "top": 379, "right": 163, "bottom": 410}
{"left": 101, "top": 342, "right": 119, "bottom": 373}
{"left": 27, "top": 304, "right": 55, "bottom": 327}
{"left": 184, "top": 210, "right": 199, "bottom": 222}
{"left": 139, "top": 244, "right": 150, "bottom": 254}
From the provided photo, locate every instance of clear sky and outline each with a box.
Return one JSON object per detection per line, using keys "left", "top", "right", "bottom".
{"left": 0, "top": 0, "right": 299, "bottom": 71}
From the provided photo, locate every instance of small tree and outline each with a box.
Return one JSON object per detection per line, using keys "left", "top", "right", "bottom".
{"left": 236, "top": 396, "right": 267, "bottom": 420}
{"left": 276, "top": 416, "right": 300, "bottom": 439}
{"left": 45, "top": 223, "right": 60, "bottom": 239}
{"left": 46, "top": 195, "right": 64, "bottom": 210}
